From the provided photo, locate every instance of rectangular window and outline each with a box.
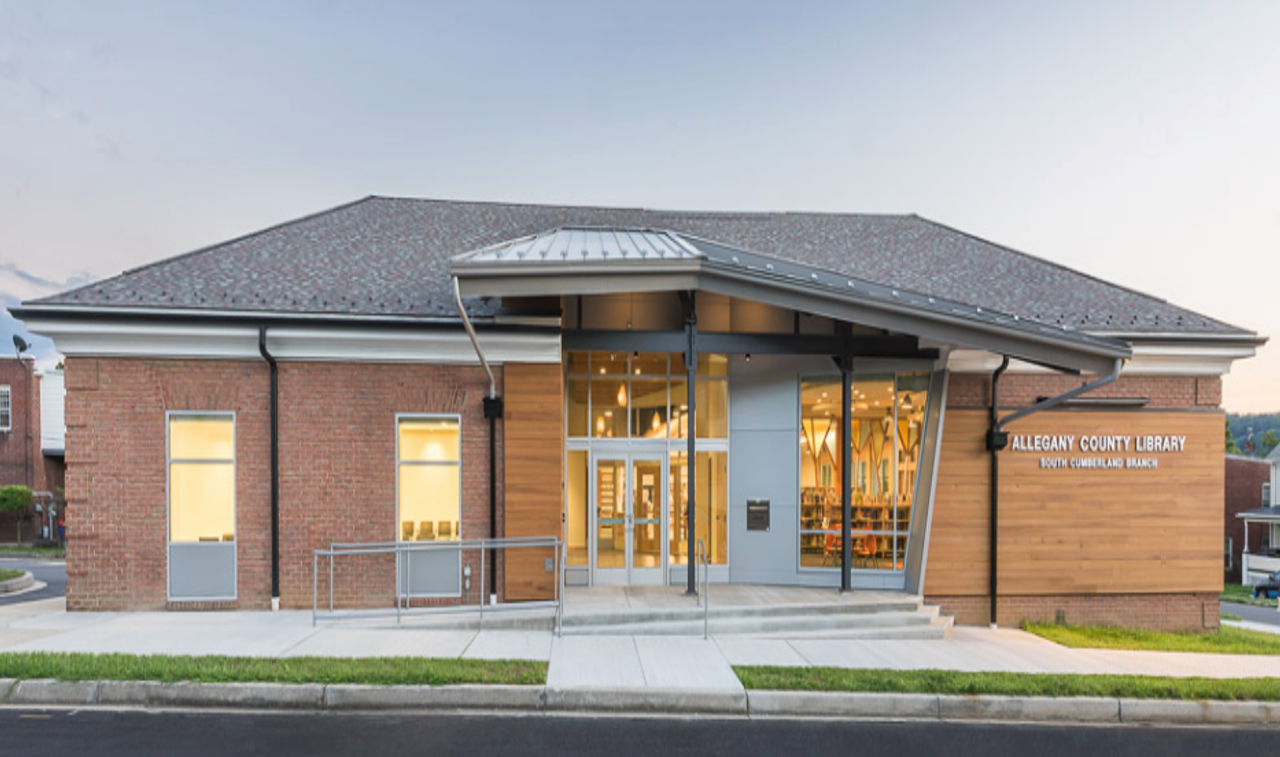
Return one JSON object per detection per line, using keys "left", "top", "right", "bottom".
{"left": 1225, "top": 535, "right": 1233, "bottom": 572}
{"left": 1264, "top": 482, "right": 1272, "bottom": 508}
{"left": 397, "top": 416, "right": 461, "bottom": 542}
{"left": 799, "top": 373, "right": 930, "bottom": 572}
{"left": 168, "top": 414, "right": 236, "bottom": 544}
{"left": 566, "top": 351, "right": 728, "bottom": 441}
{"left": 669, "top": 451, "right": 728, "bottom": 565}
{"left": 0, "top": 386, "right": 10, "bottom": 431}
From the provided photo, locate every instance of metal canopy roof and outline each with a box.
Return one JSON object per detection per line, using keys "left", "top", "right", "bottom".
{"left": 452, "top": 226, "right": 1133, "bottom": 375}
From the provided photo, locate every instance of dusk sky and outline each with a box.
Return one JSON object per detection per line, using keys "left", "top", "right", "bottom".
{"left": 0, "top": 0, "right": 1275, "bottom": 411}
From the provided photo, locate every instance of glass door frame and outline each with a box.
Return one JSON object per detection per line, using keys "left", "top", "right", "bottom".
{"left": 590, "top": 450, "right": 668, "bottom": 586}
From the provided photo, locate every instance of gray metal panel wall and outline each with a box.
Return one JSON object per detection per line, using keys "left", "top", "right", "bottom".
{"left": 728, "top": 354, "right": 834, "bottom": 585}
{"left": 903, "top": 370, "right": 949, "bottom": 595}
{"left": 169, "top": 543, "right": 236, "bottom": 601}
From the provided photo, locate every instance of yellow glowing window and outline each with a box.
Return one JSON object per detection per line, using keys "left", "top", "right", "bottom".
{"left": 168, "top": 414, "right": 235, "bottom": 544}
{"left": 398, "top": 416, "right": 461, "bottom": 542}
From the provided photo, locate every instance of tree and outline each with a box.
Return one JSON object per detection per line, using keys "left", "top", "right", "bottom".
{"left": 0, "top": 485, "right": 33, "bottom": 543}
{"left": 1227, "top": 420, "right": 1243, "bottom": 455}
{"left": 1261, "top": 430, "right": 1280, "bottom": 459}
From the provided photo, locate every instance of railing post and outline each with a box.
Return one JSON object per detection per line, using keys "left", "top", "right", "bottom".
{"left": 329, "top": 550, "right": 334, "bottom": 614}
{"left": 479, "top": 541, "right": 486, "bottom": 628}
{"left": 395, "top": 544, "right": 402, "bottom": 625}
{"left": 312, "top": 551, "right": 318, "bottom": 627}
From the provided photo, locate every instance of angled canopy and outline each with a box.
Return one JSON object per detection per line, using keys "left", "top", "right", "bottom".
{"left": 452, "top": 226, "right": 1132, "bottom": 375}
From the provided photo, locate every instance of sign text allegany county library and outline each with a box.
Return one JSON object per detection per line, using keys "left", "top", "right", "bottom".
{"left": 1009, "top": 434, "right": 1186, "bottom": 471}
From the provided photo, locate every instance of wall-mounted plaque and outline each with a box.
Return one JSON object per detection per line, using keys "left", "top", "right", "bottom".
{"left": 747, "top": 499, "right": 770, "bottom": 532}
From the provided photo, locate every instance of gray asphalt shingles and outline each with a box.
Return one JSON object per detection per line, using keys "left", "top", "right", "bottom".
{"left": 30, "top": 196, "right": 1246, "bottom": 335}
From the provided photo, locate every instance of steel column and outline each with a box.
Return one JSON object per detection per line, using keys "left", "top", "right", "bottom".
{"left": 685, "top": 292, "right": 698, "bottom": 596}
{"left": 840, "top": 346, "right": 853, "bottom": 592}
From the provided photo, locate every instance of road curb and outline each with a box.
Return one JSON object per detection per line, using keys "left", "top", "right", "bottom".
{"left": 544, "top": 686, "right": 748, "bottom": 715}
{"left": 0, "top": 571, "right": 34, "bottom": 594}
{"left": 2, "top": 679, "right": 1280, "bottom": 725}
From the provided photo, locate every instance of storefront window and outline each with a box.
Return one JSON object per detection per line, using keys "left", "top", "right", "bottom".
{"left": 397, "top": 416, "right": 460, "bottom": 542}
{"left": 799, "top": 374, "right": 930, "bottom": 571}
{"left": 669, "top": 451, "right": 728, "bottom": 565}
{"left": 565, "top": 351, "right": 728, "bottom": 440}
{"left": 169, "top": 414, "right": 235, "bottom": 544}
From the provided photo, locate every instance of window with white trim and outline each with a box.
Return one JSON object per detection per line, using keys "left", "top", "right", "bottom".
{"left": 397, "top": 416, "right": 461, "bottom": 542}
{"left": 168, "top": 414, "right": 236, "bottom": 543}
{"left": 0, "top": 386, "right": 10, "bottom": 431}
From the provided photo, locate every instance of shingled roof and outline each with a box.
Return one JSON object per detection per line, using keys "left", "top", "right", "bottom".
{"left": 25, "top": 195, "right": 1249, "bottom": 336}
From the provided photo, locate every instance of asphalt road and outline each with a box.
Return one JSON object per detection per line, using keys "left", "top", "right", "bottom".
{"left": 0, "top": 557, "right": 66, "bottom": 606}
{"left": 0, "top": 709, "right": 1270, "bottom": 756}
{"left": 1222, "top": 601, "right": 1280, "bottom": 627}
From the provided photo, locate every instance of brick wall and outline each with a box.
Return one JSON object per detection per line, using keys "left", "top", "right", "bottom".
{"left": 947, "top": 373, "right": 1220, "bottom": 410}
{"left": 929, "top": 593, "right": 1221, "bottom": 632}
{"left": 1225, "top": 456, "right": 1272, "bottom": 583}
{"left": 63, "top": 357, "right": 501, "bottom": 611}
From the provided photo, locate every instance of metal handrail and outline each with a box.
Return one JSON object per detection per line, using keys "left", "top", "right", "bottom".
{"left": 313, "top": 536, "right": 563, "bottom": 628}
{"left": 697, "top": 538, "right": 708, "bottom": 640}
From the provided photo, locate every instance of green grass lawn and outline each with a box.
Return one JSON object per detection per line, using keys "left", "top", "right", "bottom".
{"left": 0, "top": 568, "right": 24, "bottom": 582}
{"left": 1024, "top": 622, "right": 1280, "bottom": 656}
{"left": 0, "top": 546, "right": 66, "bottom": 560}
{"left": 1222, "top": 583, "right": 1276, "bottom": 608}
{"left": 0, "top": 652, "right": 547, "bottom": 686}
{"left": 734, "top": 666, "right": 1280, "bottom": 701}
{"left": 1222, "top": 612, "right": 1243, "bottom": 622}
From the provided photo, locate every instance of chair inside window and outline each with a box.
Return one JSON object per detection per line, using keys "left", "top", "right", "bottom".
{"left": 401, "top": 521, "right": 414, "bottom": 541}
{"left": 418, "top": 521, "right": 435, "bottom": 541}
{"left": 438, "top": 521, "right": 453, "bottom": 540}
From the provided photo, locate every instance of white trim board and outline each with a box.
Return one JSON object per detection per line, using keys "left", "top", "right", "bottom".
{"left": 947, "top": 340, "right": 1257, "bottom": 377}
{"left": 23, "top": 319, "right": 562, "bottom": 364}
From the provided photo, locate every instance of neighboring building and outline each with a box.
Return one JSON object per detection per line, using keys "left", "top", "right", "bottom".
{"left": 16, "top": 196, "right": 1266, "bottom": 630}
{"left": 0, "top": 358, "right": 67, "bottom": 543}
{"left": 1225, "top": 454, "right": 1271, "bottom": 583}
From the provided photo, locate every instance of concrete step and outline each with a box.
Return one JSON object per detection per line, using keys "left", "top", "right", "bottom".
{"left": 562, "top": 607, "right": 944, "bottom": 637}
{"left": 560, "top": 598, "right": 924, "bottom": 629}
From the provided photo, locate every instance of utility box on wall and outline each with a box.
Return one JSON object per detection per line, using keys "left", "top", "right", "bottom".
{"left": 747, "top": 499, "right": 770, "bottom": 532}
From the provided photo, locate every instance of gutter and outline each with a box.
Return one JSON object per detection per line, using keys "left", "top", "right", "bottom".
{"left": 258, "top": 327, "right": 281, "bottom": 611}
{"left": 984, "top": 356, "right": 1125, "bottom": 627}
{"left": 453, "top": 278, "right": 503, "bottom": 603}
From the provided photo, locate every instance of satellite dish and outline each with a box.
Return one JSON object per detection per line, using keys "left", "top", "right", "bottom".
{"left": 12, "top": 335, "right": 29, "bottom": 353}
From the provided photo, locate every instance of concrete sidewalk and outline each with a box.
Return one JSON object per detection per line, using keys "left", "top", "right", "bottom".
{"left": 6, "top": 602, "right": 1280, "bottom": 688}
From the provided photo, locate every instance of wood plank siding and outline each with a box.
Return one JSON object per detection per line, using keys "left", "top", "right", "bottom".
{"left": 925, "top": 409, "right": 1225, "bottom": 597}
{"left": 502, "top": 363, "right": 564, "bottom": 600}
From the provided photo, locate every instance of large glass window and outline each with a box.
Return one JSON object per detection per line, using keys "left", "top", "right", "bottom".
{"left": 669, "top": 451, "right": 729, "bottom": 565}
{"left": 799, "top": 373, "right": 930, "bottom": 571}
{"left": 565, "top": 351, "right": 728, "bottom": 440}
{"left": 168, "top": 414, "right": 235, "bottom": 543}
{"left": 398, "top": 416, "right": 461, "bottom": 542}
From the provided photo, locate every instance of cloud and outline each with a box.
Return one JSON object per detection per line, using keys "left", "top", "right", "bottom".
{"left": 0, "top": 263, "right": 96, "bottom": 370}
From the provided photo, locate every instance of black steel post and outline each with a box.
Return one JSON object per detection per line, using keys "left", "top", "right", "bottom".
{"left": 685, "top": 292, "right": 698, "bottom": 596}
{"left": 986, "top": 356, "right": 1011, "bottom": 626}
{"left": 840, "top": 348, "right": 853, "bottom": 592}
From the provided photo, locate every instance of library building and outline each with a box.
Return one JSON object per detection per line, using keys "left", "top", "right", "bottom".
{"left": 18, "top": 197, "right": 1264, "bottom": 631}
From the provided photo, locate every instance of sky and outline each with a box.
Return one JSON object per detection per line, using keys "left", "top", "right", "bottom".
{"left": 0, "top": 0, "right": 1275, "bottom": 412}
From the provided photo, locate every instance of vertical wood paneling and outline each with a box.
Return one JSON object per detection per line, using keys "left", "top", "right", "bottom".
{"left": 503, "top": 363, "right": 564, "bottom": 600}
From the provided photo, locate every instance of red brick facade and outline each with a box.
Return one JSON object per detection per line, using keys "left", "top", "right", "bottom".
{"left": 947, "top": 372, "right": 1222, "bottom": 410}
{"left": 1225, "top": 455, "right": 1272, "bottom": 583}
{"left": 930, "top": 592, "right": 1221, "bottom": 632}
{"left": 0, "top": 358, "right": 66, "bottom": 544}
{"left": 62, "top": 357, "right": 501, "bottom": 611}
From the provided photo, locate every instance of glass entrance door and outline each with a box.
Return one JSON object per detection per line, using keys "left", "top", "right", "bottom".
{"left": 593, "top": 454, "right": 666, "bottom": 585}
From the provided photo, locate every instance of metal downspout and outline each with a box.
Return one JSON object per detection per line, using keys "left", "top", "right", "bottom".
{"left": 453, "top": 278, "right": 502, "bottom": 602}
{"left": 258, "top": 327, "right": 281, "bottom": 610}
{"left": 985, "top": 356, "right": 1125, "bottom": 627}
